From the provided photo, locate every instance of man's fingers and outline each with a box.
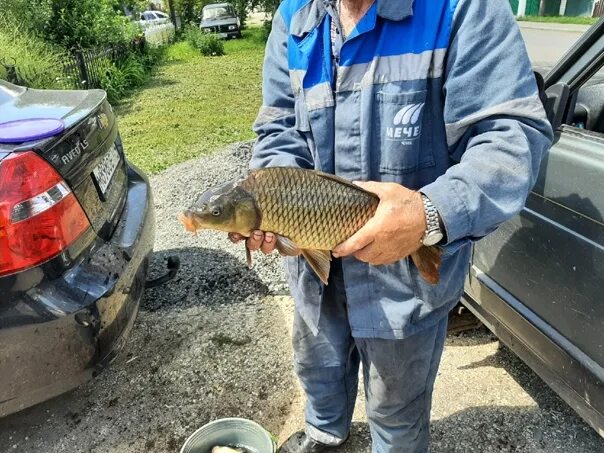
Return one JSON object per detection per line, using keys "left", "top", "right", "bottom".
{"left": 354, "top": 180, "right": 414, "bottom": 200}
{"left": 354, "top": 246, "right": 382, "bottom": 264}
{"left": 333, "top": 223, "right": 376, "bottom": 257}
{"left": 261, "top": 232, "right": 276, "bottom": 254}
{"left": 244, "top": 230, "right": 277, "bottom": 254}
{"left": 247, "top": 230, "right": 264, "bottom": 251}
{"left": 229, "top": 232, "right": 244, "bottom": 243}
{"left": 353, "top": 180, "right": 388, "bottom": 197}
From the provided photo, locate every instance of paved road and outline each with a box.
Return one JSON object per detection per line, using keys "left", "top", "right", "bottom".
{"left": 519, "top": 22, "right": 589, "bottom": 68}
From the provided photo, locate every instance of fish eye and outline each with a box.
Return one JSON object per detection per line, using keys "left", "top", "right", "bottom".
{"left": 211, "top": 207, "right": 221, "bottom": 216}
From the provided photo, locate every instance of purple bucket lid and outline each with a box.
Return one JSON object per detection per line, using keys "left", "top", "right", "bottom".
{"left": 0, "top": 118, "right": 65, "bottom": 144}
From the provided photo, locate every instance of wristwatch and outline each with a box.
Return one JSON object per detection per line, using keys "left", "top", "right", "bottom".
{"left": 420, "top": 194, "right": 444, "bottom": 246}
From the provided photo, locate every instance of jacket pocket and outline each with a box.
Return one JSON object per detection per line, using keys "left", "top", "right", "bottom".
{"left": 375, "top": 90, "right": 435, "bottom": 175}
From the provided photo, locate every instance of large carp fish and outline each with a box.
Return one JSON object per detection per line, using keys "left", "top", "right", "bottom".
{"left": 179, "top": 167, "right": 441, "bottom": 285}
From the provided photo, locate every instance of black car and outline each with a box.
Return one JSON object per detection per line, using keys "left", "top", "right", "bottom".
{"left": 0, "top": 81, "right": 155, "bottom": 417}
{"left": 462, "top": 19, "right": 604, "bottom": 437}
{"left": 200, "top": 2, "right": 242, "bottom": 39}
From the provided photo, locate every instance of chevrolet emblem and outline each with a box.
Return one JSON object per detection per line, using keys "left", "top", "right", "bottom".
{"left": 97, "top": 112, "right": 109, "bottom": 129}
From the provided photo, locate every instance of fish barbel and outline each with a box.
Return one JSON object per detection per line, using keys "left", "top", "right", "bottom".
{"left": 179, "top": 167, "right": 441, "bottom": 284}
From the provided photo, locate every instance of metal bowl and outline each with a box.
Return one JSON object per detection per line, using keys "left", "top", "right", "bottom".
{"left": 180, "top": 418, "right": 275, "bottom": 453}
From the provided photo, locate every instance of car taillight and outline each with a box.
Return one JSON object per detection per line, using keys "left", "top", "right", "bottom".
{"left": 0, "top": 151, "right": 90, "bottom": 277}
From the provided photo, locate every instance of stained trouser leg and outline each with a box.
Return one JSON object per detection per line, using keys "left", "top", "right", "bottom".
{"left": 292, "top": 260, "right": 358, "bottom": 445}
{"left": 356, "top": 317, "right": 448, "bottom": 453}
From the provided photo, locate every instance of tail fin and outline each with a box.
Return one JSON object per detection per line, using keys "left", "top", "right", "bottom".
{"left": 410, "top": 246, "right": 442, "bottom": 285}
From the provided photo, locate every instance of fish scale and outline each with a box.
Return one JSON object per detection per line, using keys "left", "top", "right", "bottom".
{"left": 241, "top": 167, "right": 379, "bottom": 250}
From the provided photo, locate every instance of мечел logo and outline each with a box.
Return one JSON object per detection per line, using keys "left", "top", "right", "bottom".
{"left": 386, "top": 102, "right": 425, "bottom": 142}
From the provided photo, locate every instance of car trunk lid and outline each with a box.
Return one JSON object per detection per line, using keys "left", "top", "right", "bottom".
{"left": 0, "top": 81, "right": 128, "bottom": 241}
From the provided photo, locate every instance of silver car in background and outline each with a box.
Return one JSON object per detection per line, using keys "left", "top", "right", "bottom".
{"left": 200, "top": 3, "right": 241, "bottom": 39}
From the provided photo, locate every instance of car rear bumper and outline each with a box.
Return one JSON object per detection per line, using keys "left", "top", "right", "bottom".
{"left": 0, "top": 163, "right": 155, "bottom": 417}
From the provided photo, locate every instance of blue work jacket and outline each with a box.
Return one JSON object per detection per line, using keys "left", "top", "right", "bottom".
{"left": 250, "top": 0, "right": 554, "bottom": 339}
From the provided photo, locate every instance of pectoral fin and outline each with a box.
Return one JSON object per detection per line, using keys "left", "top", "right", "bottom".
{"left": 275, "top": 235, "right": 302, "bottom": 256}
{"left": 410, "top": 246, "right": 442, "bottom": 285}
{"left": 301, "top": 249, "right": 332, "bottom": 285}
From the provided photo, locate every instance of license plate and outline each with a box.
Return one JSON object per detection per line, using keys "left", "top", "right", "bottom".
{"left": 92, "top": 145, "right": 121, "bottom": 198}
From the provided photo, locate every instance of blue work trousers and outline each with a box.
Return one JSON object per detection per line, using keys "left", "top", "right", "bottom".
{"left": 292, "top": 260, "right": 448, "bottom": 453}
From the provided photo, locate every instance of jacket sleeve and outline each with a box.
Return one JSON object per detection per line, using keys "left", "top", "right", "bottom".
{"left": 420, "top": 0, "right": 554, "bottom": 246}
{"left": 249, "top": 10, "right": 314, "bottom": 170}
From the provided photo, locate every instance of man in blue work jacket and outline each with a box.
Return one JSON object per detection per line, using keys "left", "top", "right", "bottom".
{"left": 233, "top": 0, "right": 554, "bottom": 451}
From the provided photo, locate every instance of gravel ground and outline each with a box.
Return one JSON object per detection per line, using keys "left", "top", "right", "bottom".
{"left": 0, "top": 143, "right": 603, "bottom": 452}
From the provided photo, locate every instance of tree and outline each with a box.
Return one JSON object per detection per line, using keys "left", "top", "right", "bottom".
{"left": 43, "top": 0, "right": 138, "bottom": 49}
{"left": 172, "top": 0, "right": 205, "bottom": 25}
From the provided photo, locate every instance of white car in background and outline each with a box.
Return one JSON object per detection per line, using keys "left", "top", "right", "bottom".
{"left": 138, "top": 10, "right": 170, "bottom": 27}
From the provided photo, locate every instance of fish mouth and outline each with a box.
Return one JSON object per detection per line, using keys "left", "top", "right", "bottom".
{"left": 178, "top": 210, "right": 201, "bottom": 234}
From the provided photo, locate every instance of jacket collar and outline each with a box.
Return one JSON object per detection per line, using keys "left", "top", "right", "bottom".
{"left": 291, "top": 0, "right": 327, "bottom": 37}
{"left": 290, "top": 0, "right": 413, "bottom": 37}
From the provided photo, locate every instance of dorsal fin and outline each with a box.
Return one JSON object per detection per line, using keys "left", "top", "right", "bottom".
{"left": 251, "top": 167, "right": 378, "bottom": 199}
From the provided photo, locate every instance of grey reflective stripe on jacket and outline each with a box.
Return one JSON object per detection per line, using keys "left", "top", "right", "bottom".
{"left": 251, "top": 0, "right": 554, "bottom": 338}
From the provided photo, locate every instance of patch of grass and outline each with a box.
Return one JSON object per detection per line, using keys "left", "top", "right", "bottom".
{"left": 116, "top": 27, "right": 266, "bottom": 174}
{"left": 0, "top": 20, "right": 66, "bottom": 89}
{"left": 164, "top": 41, "right": 199, "bottom": 61}
{"left": 518, "top": 15, "right": 600, "bottom": 25}
{"left": 225, "top": 27, "right": 269, "bottom": 52}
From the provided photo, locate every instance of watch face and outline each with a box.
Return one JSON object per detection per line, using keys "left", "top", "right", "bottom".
{"left": 423, "top": 231, "right": 443, "bottom": 246}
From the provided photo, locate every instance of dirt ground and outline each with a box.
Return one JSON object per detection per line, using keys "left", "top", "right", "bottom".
{"left": 0, "top": 144, "right": 602, "bottom": 452}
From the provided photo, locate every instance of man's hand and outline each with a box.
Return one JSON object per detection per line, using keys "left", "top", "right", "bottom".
{"left": 332, "top": 181, "right": 426, "bottom": 265}
{"left": 229, "top": 231, "right": 277, "bottom": 254}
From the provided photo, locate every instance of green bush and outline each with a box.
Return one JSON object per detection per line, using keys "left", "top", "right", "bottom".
{"left": 119, "top": 55, "right": 147, "bottom": 87}
{"left": 197, "top": 33, "right": 225, "bottom": 56}
{"left": 0, "top": 20, "right": 66, "bottom": 89}
{"left": 98, "top": 58, "right": 127, "bottom": 103}
{"left": 0, "top": 0, "right": 140, "bottom": 49}
{"left": 0, "top": 0, "right": 52, "bottom": 34}
{"left": 97, "top": 49, "right": 165, "bottom": 103}
{"left": 136, "top": 45, "right": 166, "bottom": 70}
{"left": 184, "top": 26, "right": 225, "bottom": 56}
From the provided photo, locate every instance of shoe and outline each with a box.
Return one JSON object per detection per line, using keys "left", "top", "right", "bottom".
{"left": 278, "top": 431, "right": 338, "bottom": 453}
{"left": 447, "top": 304, "right": 482, "bottom": 334}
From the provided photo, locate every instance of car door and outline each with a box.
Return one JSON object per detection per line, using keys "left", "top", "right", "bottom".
{"left": 463, "top": 19, "right": 604, "bottom": 436}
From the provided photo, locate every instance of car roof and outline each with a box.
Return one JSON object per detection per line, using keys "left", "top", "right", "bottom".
{"left": 203, "top": 3, "right": 232, "bottom": 8}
